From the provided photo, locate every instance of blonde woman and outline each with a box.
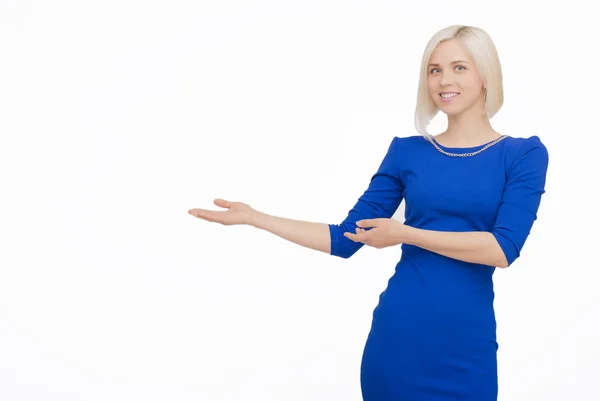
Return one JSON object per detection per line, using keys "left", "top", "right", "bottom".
{"left": 189, "top": 25, "right": 548, "bottom": 401}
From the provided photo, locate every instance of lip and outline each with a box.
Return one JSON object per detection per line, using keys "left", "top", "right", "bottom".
{"left": 440, "top": 92, "right": 460, "bottom": 102}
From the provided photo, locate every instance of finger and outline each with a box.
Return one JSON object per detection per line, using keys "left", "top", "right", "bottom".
{"left": 188, "top": 209, "right": 206, "bottom": 219}
{"left": 354, "top": 226, "right": 367, "bottom": 234}
{"left": 356, "top": 219, "right": 375, "bottom": 228}
{"left": 214, "top": 199, "right": 231, "bottom": 208}
{"left": 188, "top": 209, "right": 218, "bottom": 222}
{"left": 188, "top": 208, "right": 204, "bottom": 217}
{"left": 344, "top": 232, "right": 364, "bottom": 242}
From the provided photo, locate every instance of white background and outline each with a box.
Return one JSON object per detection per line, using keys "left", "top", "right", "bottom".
{"left": 1, "top": 1, "right": 597, "bottom": 400}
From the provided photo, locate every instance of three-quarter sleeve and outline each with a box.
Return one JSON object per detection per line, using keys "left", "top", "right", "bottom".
{"left": 491, "top": 136, "right": 549, "bottom": 266}
{"left": 329, "top": 137, "right": 405, "bottom": 259}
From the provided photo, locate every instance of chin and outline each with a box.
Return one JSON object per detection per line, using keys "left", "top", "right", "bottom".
{"left": 437, "top": 103, "right": 463, "bottom": 114}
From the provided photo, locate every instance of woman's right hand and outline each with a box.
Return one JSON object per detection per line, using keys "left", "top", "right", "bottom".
{"left": 188, "top": 198, "right": 256, "bottom": 226}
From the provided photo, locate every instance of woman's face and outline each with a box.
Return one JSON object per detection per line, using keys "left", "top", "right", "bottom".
{"left": 427, "top": 39, "right": 486, "bottom": 116}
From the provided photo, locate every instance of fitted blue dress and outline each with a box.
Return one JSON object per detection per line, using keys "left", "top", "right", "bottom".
{"left": 328, "top": 135, "right": 549, "bottom": 401}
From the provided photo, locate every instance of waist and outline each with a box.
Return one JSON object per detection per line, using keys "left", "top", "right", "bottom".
{"left": 392, "top": 246, "right": 495, "bottom": 303}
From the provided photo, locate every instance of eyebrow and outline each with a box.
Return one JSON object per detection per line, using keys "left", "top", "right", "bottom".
{"left": 427, "top": 60, "right": 470, "bottom": 67}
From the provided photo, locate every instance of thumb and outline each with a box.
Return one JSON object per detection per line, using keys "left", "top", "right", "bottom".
{"left": 214, "top": 199, "right": 231, "bottom": 208}
{"left": 356, "top": 219, "right": 376, "bottom": 228}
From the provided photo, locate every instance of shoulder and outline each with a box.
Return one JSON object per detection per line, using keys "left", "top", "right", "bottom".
{"left": 504, "top": 135, "right": 547, "bottom": 154}
{"left": 377, "top": 135, "right": 426, "bottom": 171}
{"left": 384, "top": 135, "right": 430, "bottom": 162}
{"left": 503, "top": 135, "right": 549, "bottom": 175}
{"left": 390, "top": 134, "right": 430, "bottom": 151}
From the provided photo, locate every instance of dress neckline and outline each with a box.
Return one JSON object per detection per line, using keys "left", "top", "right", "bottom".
{"left": 431, "top": 135, "right": 510, "bottom": 152}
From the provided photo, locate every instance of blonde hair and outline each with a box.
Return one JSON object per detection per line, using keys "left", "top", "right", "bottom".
{"left": 414, "top": 25, "right": 504, "bottom": 138}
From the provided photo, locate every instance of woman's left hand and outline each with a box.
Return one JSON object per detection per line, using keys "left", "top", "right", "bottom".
{"left": 344, "top": 218, "right": 409, "bottom": 249}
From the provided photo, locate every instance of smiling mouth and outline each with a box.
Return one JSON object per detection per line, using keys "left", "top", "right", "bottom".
{"left": 439, "top": 92, "right": 460, "bottom": 102}
{"left": 440, "top": 92, "right": 460, "bottom": 98}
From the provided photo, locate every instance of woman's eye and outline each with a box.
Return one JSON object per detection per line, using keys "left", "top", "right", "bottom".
{"left": 430, "top": 65, "right": 466, "bottom": 73}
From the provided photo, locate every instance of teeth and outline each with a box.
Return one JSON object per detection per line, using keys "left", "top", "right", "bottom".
{"left": 441, "top": 93, "right": 459, "bottom": 98}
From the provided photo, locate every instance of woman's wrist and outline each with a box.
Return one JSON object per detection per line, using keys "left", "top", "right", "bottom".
{"left": 394, "top": 221, "right": 414, "bottom": 246}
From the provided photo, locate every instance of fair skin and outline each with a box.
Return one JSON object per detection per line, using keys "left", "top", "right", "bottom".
{"left": 427, "top": 38, "right": 502, "bottom": 146}
{"left": 188, "top": 38, "right": 509, "bottom": 268}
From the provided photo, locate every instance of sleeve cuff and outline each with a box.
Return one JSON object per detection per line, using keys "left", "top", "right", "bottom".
{"left": 491, "top": 230, "right": 519, "bottom": 266}
{"left": 328, "top": 224, "right": 339, "bottom": 257}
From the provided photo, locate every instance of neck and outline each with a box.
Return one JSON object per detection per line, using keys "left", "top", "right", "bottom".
{"left": 437, "top": 98, "right": 499, "bottom": 146}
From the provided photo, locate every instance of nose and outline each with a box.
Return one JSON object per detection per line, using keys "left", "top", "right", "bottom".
{"left": 440, "top": 71, "right": 454, "bottom": 87}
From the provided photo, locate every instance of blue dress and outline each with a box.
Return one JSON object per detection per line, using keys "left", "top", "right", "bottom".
{"left": 328, "top": 135, "right": 549, "bottom": 401}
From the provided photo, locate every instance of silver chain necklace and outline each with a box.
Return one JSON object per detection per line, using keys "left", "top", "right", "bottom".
{"left": 428, "top": 135, "right": 508, "bottom": 157}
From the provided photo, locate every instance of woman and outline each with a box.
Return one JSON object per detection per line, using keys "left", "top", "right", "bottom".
{"left": 189, "top": 25, "right": 548, "bottom": 401}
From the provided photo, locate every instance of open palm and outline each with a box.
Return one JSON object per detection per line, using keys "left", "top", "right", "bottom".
{"left": 188, "top": 198, "right": 255, "bottom": 226}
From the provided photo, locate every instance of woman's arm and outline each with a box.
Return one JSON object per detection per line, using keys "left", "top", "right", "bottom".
{"left": 402, "top": 227, "right": 508, "bottom": 267}
{"left": 249, "top": 211, "right": 331, "bottom": 255}
{"left": 251, "top": 136, "right": 405, "bottom": 259}
{"left": 192, "top": 137, "right": 404, "bottom": 258}
{"left": 348, "top": 219, "right": 507, "bottom": 267}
